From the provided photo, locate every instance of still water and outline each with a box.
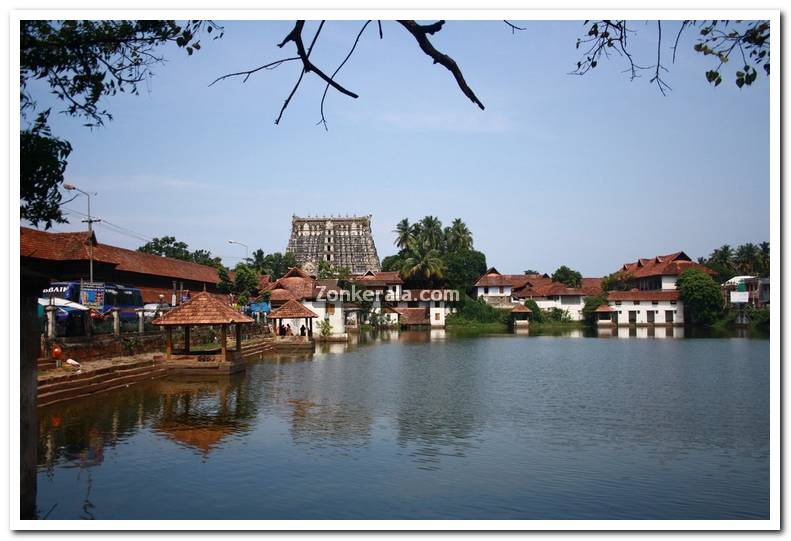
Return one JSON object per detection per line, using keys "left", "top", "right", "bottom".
{"left": 37, "top": 330, "right": 769, "bottom": 520}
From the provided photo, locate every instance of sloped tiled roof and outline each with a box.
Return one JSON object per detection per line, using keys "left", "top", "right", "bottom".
{"left": 511, "top": 304, "right": 532, "bottom": 313}
{"left": 514, "top": 277, "right": 602, "bottom": 298}
{"left": 607, "top": 289, "right": 680, "bottom": 301}
{"left": 152, "top": 292, "right": 253, "bottom": 325}
{"left": 595, "top": 303, "right": 615, "bottom": 312}
{"left": 618, "top": 252, "right": 715, "bottom": 278}
{"left": 267, "top": 299, "right": 319, "bottom": 319}
{"left": 393, "top": 307, "right": 429, "bottom": 325}
{"left": 21, "top": 227, "right": 221, "bottom": 283}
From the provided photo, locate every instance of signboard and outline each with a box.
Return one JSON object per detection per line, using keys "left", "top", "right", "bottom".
{"left": 80, "top": 283, "right": 106, "bottom": 310}
{"left": 730, "top": 291, "right": 749, "bottom": 304}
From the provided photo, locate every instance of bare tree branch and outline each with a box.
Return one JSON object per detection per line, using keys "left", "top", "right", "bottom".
{"left": 397, "top": 20, "right": 485, "bottom": 110}
{"left": 208, "top": 57, "right": 300, "bottom": 86}
{"left": 318, "top": 21, "right": 371, "bottom": 130}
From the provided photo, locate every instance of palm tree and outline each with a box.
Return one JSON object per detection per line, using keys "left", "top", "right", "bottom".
{"left": 400, "top": 239, "right": 445, "bottom": 286}
{"left": 448, "top": 218, "right": 472, "bottom": 251}
{"left": 758, "top": 241, "right": 770, "bottom": 276}
{"left": 393, "top": 218, "right": 413, "bottom": 251}
{"left": 735, "top": 243, "right": 759, "bottom": 275}
{"left": 711, "top": 244, "right": 735, "bottom": 269}
{"left": 418, "top": 215, "right": 444, "bottom": 250}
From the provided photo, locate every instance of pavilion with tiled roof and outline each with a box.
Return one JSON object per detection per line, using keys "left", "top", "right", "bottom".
{"left": 153, "top": 291, "right": 253, "bottom": 363}
{"left": 267, "top": 299, "right": 318, "bottom": 337}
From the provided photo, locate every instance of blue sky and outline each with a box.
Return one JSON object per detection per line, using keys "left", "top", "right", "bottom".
{"left": 25, "top": 20, "right": 770, "bottom": 276}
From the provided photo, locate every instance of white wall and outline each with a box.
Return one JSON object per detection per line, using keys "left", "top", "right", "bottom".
{"left": 608, "top": 300, "right": 684, "bottom": 325}
{"left": 476, "top": 285, "right": 511, "bottom": 298}
{"left": 303, "top": 300, "right": 346, "bottom": 334}
{"left": 661, "top": 276, "right": 678, "bottom": 290}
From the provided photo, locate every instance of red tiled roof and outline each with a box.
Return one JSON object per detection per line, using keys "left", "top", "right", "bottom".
{"left": 607, "top": 289, "right": 680, "bottom": 301}
{"left": 265, "top": 288, "right": 297, "bottom": 302}
{"left": 351, "top": 271, "right": 403, "bottom": 286}
{"left": 595, "top": 304, "right": 615, "bottom": 312}
{"left": 152, "top": 292, "right": 253, "bottom": 325}
{"left": 618, "top": 252, "right": 715, "bottom": 278}
{"left": 475, "top": 273, "right": 534, "bottom": 288}
{"left": 393, "top": 307, "right": 429, "bottom": 325}
{"left": 514, "top": 277, "right": 602, "bottom": 298}
{"left": 266, "top": 299, "right": 319, "bottom": 319}
{"left": 21, "top": 227, "right": 221, "bottom": 283}
{"left": 511, "top": 304, "right": 532, "bottom": 313}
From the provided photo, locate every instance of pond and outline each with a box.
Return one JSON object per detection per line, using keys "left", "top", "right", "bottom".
{"left": 36, "top": 330, "right": 770, "bottom": 520}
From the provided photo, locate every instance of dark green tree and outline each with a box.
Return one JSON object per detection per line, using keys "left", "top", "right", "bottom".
{"left": 581, "top": 294, "right": 609, "bottom": 325}
{"left": 444, "top": 249, "right": 487, "bottom": 291}
{"left": 677, "top": 268, "right": 724, "bottom": 325}
{"left": 551, "top": 265, "right": 582, "bottom": 288}
{"left": 232, "top": 263, "right": 260, "bottom": 305}
{"left": 523, "top": 299, "right": 543, "bottom": 323}
{"left": 138, "top": 236, "right": 191, "bottom": 260}
{"left": 20, "top": 111, "right": 72, "bottom": 229}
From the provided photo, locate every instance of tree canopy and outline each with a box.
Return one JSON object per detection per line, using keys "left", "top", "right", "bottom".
{"left": 677, "top": 268, "right": 724, "bottom": 325}
{"left": 138, "top": 236, "right": 223, "bottom": 268}
{"left": 551, "top": 265, "right": 582, "bottom": 288}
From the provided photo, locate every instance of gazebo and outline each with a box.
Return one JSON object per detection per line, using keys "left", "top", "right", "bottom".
{"left": 594, "top": 303, "right": 616, "bottom": 326}
{"left": 152, "top": 291, "right": 254, "bottom": 365}
{"left": 510, "top": 304, "right": 532, "bottom": 329}
{"left": 267, "top": 299, "right": 318, "bottom": 338}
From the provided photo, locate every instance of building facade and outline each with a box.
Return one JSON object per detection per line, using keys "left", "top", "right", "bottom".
{"left": 286, "top": 215, "right": 381, "bottom": 275}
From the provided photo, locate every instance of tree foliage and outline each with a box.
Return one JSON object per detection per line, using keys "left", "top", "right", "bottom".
{"left": 138, "top": 236, "right": 222, "bottom": 267}
{"left": 523, "top": 299, "right": 543, "bottom": 323}
{"left": 247, "top": 250, "right": 298, "bottom": 279}
{"left": 20, "top": 111, "right": 72, "bottom": 229}
{"left": 551, "top": 265, "right": 582, "bottom": 288}
{"left": 581, "top": 293, "right": 609, "bottom": 325}
{"left": 698, "top": 241, "right": 769, "bottom": 282}
{"left": 677, "top": 268, "right": 724, "bottom": 325}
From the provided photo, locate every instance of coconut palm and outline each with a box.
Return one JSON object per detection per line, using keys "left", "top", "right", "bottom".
{"left": 710, "top": 244, "right": 735, "bottom": 269}
{"left": 758, "top": 241, "right": 770, "bottom": 276}
{"left": 735, "top": 243, "right": 760, "bottom": 275}
{"left": 447, "top": 218, "right": 473, "bottom": 251}
{"left": 419, "top": 215, "right": 444, "bottom": 250}
{"left": 393, "top": 218, "right": 413, "bottom": 250}
{"left": 400, "top": 239, "right": 445, "bottom": 285}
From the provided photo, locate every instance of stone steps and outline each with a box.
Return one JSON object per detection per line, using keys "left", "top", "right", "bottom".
{"left": 38, "top": 360, "right": 166, "bottom": 408}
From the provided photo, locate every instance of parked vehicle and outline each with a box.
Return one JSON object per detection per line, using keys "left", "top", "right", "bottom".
{"left": 37, "top": 297, "right": 88, "bottom": 337}
{"left": 142, "top": 303, "right": 173, "bottom": 318}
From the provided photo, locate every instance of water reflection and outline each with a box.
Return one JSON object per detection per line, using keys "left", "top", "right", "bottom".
{"left": 36, "top": 331, "right": 769, "bottom": 520}
{"left": 596, "top": 326, "right": 685, "bottom": 339}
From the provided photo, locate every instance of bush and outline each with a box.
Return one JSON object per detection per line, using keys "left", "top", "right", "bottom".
{"left": 318, "top": 319, "right": 333, "bottom": 336}
{"left": 449, "top": 294, "right": 509, "bottom": 324}
{"left": 746, "top": 305, "right": 770, "bottom": 332}
{"left": 581, "top": 294, "right": 609, "bottom": 325}
{"left": 523, "top": 299, "right": 543, "bottom": 323}
{"left": 543, "top": 307, "right": 571, "bottom": 323}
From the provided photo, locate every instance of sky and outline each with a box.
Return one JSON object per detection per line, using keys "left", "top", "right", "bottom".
{"left": 23, "top": 19, "right": 770, "bottom": 276}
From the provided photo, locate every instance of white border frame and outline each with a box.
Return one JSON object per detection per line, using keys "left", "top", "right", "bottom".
{"left": 8, "top": 9, "right": 781, "bottom": 531}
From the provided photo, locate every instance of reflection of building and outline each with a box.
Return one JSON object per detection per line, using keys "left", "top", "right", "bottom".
{"left": 286, "top": 215, "right": 381, "bottom": 275}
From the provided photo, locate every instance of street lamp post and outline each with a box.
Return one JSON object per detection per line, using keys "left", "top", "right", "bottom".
{"left": 63, "top": 183, "right": 99, "bottom": 284}
{"left": 227, "top": 239, "right": 249, "bottom": 262}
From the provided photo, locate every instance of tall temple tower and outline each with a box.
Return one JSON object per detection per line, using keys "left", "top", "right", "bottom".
{"left": 286, "top": 215, "right": 381, "bottom": 275}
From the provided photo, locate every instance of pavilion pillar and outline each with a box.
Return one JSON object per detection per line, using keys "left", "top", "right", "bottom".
{"left": 137, "top": 309, "right": 145, "bottom": 334}
{"left": 221, "top": 324, "right": 228, "bottom": 362}
{"left": 184, "top": 325, "right": 190, "bottom": 354}
{"left": 165, "top": 326, "right": 173, "bottom": 359}
{"left": 236, "top": 323, "right": 242, "bottom": 352}
{"left": 45, "top": 305, "right": 57, "bottom": 340}
{"left": 112, "top": 308, "right": 121, "bottom": 336}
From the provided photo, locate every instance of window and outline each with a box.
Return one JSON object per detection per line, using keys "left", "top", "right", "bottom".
{"left": 435, "top": 312, "right": 440, "bottom": 321}
{"left": 434, "top": 301, "right": 440, "bottom": 308}
{"left": 499, "top": 286, "right": 504, "bottom": 294}
{"left": 647, "top": 311, "right": 655, "bottom": 323}
{"left": 652, "top": 301, "right": 659, "bottom": 305}
{"left": 615, "top": 301, "right": 621, "bottom": 305}
{"left": 633, "top": 301, "right": 640, "bottom": 305}
{"left": 665, "top": 310, "right": 674, "bottom": 323}
{"left": 327, "top": 304, "right": 335, "bottom": 315}
{"left": 484, "top": 287, "right": 489, "bottom": 294}
{"left": 670, "top": 301, "right": 677, "bottom": 305}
